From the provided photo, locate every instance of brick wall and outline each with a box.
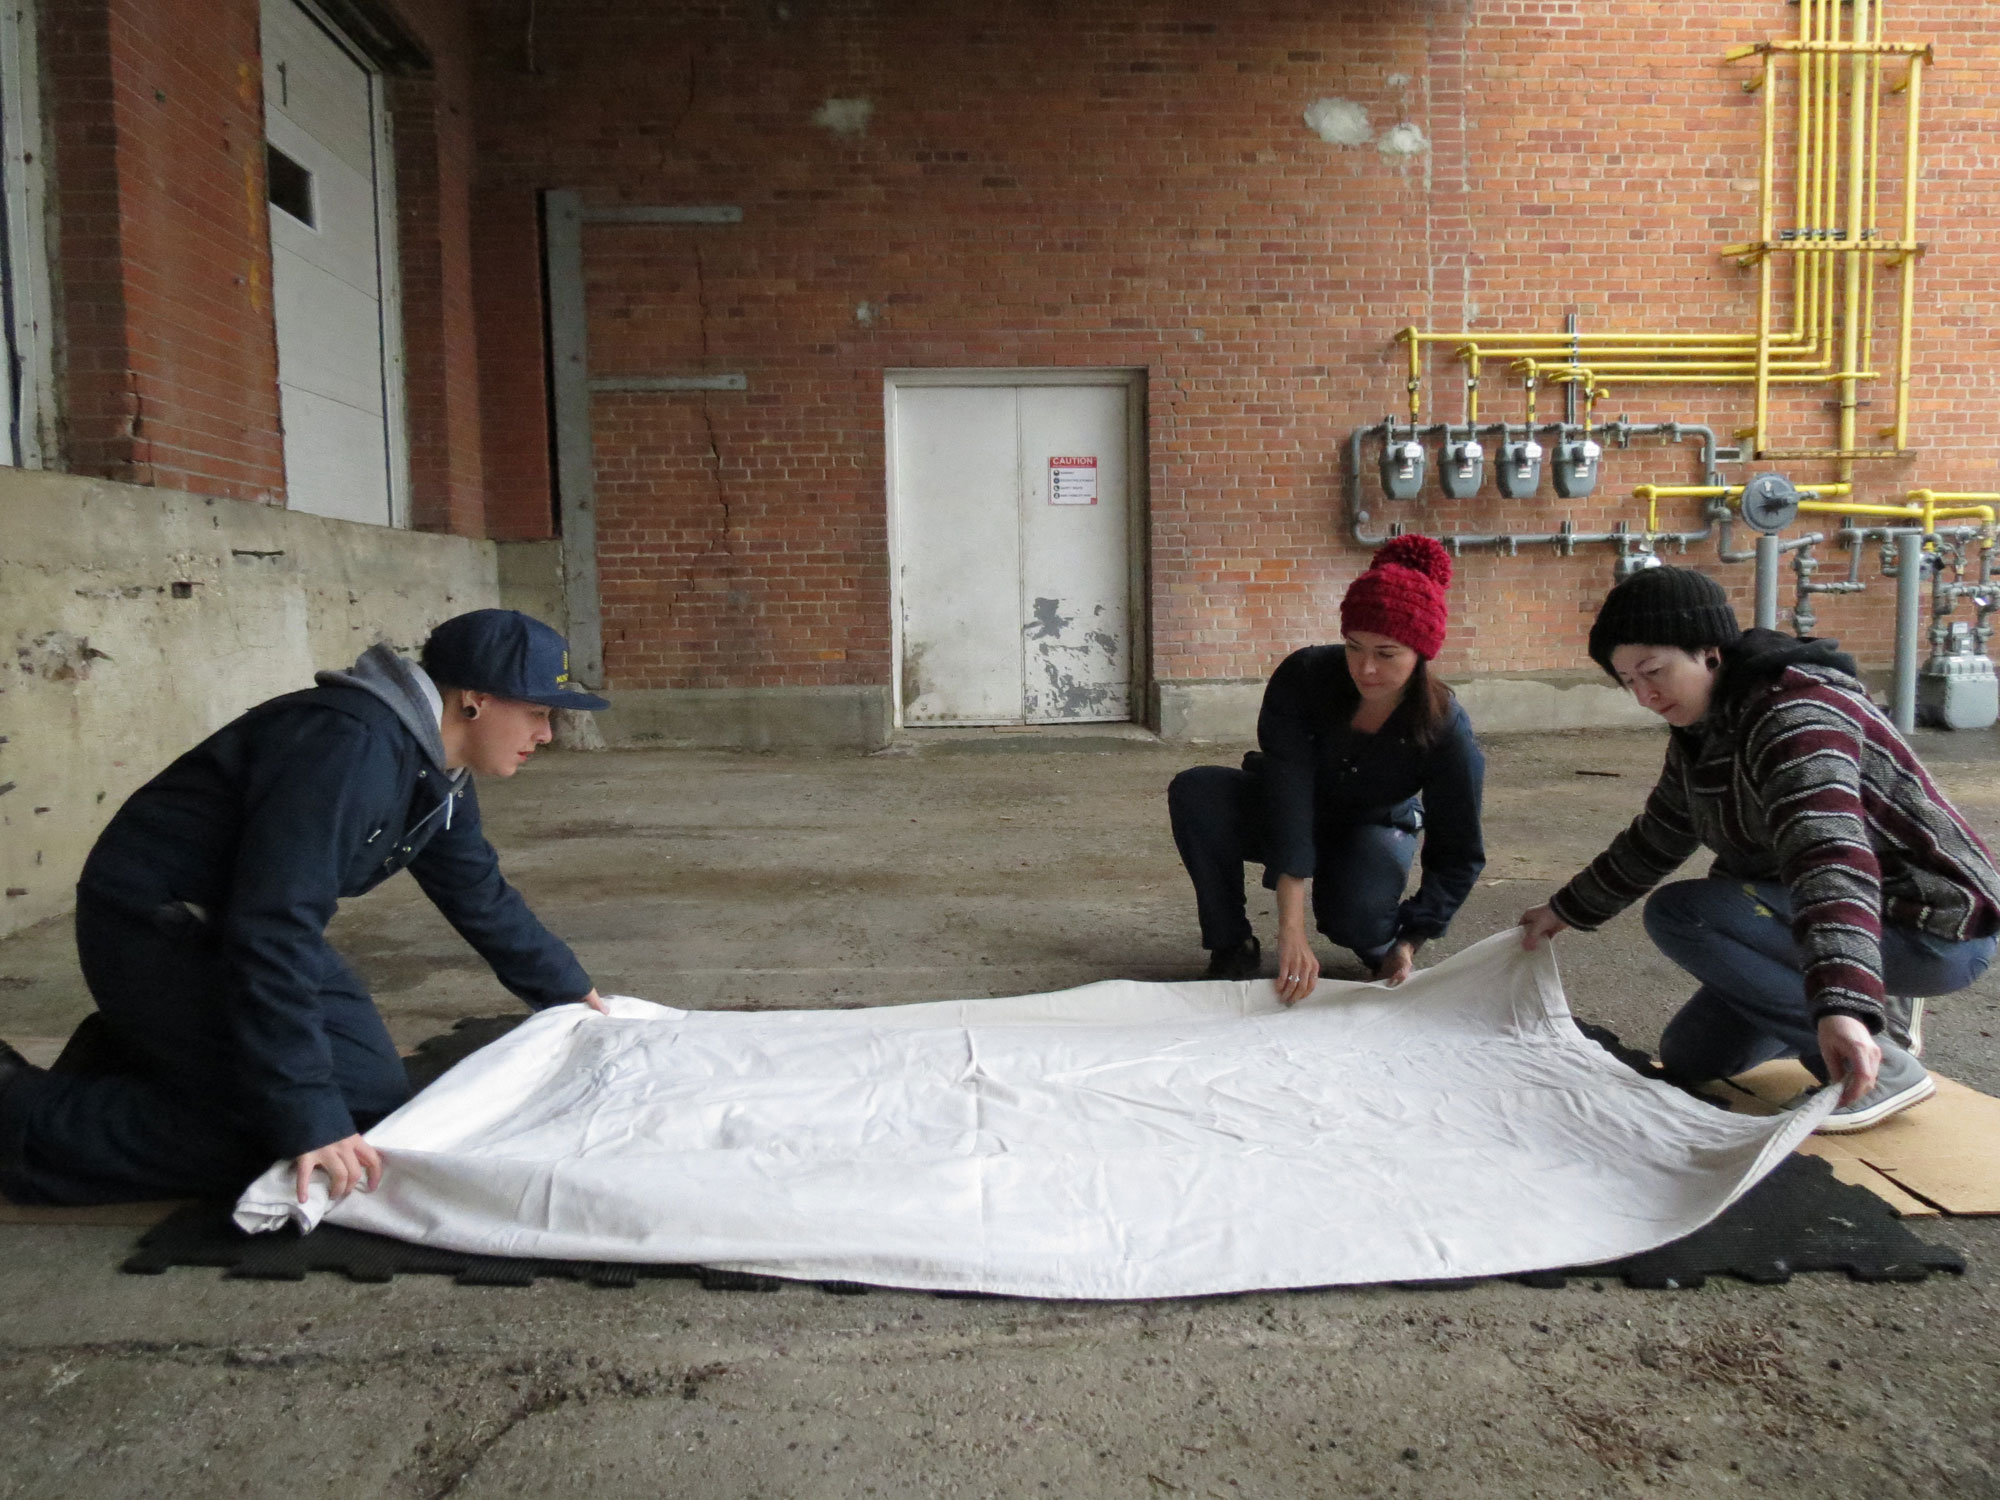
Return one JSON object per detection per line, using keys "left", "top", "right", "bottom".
{"left": 469, "top": 187, "right": 552, "bottom": 539}
{"left": 47, "top": 0, "right": 285, "bottom": 501}
{"left": 43, "top": 0, "right": 490, "bottom": 537}
{"left": 46, "top": 1, "right": 1988, "bottom": 675}
{"left": 393, "top": 0, "right": 489, "bottom": 536}
{"left": 464, "top": 0, "right": 2000, "bottom": 694}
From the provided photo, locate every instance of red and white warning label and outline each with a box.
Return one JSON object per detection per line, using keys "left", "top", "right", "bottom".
{"left": 1048, "top": 456, "right": 1099, "bottom": 506}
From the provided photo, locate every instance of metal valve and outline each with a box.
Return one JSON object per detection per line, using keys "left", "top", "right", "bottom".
{"left": 1739, "top": 472, "right": 1801, "bottom": 534}
{"left": 1378, "top": 425, "right": 1427, "bottom": 502}
{"left": 1495, "top": 432, "right": 1544, "bottom": 500}
{"left": 1438, "top": 433, "right": 1485, "bottom": 500}
{"left": 1614, "top": 545, "right": 1663, "bottom": 581}
{"left": 1552, "top": 438, "right": 1603, "bottom": 500}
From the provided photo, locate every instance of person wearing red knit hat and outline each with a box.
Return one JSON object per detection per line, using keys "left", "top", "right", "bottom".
{"left": 1167, "top": 535, "right": 1487, "bottom": 998}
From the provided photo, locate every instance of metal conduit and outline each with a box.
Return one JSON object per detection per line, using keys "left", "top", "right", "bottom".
{"left": 1754, "top": 534, "right": 1783, "bottom": 630}
{"left": 1894, "top": 532, "right": 1925, "bottom": 731}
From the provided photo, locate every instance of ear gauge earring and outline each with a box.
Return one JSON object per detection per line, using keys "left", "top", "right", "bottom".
{"left": 461, "top": 704, "right": 480, "bottom": 721}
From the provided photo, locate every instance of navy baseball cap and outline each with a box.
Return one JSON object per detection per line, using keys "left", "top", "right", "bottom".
{"left": 419, "top": 610, "right": 610, "bottom": 711}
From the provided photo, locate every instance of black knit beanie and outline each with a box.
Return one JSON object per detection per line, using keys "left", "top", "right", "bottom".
{"left": 1586, "top": 566, "right": 1742, "bottom": 679}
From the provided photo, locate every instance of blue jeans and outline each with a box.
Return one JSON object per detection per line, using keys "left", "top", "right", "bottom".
{"left": 1167, "top": 764, "right": 1418, "bottom": 968}
{"left": 1642, "top": 877, "right": 1997, "bottom": 1083}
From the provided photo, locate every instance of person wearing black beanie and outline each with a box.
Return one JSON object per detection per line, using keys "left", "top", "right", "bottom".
{"left": 1584, "top": 565, "right": 1743, "bottom": 678}
{"left": 1519, "top": 567, "right": 2000, "bottom": 1133}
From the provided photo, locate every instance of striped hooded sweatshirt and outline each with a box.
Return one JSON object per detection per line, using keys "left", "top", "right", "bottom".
{"left": 1548, "top": 629, "right": 2000, "bottom": 1030}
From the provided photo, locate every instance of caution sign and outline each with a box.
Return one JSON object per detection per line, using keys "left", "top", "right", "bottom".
{"left": 1049, "top": 456, "right": 1099, "bottom": 506}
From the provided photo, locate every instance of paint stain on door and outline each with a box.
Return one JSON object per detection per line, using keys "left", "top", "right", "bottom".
{"left": 1024, "top": 599, "right": 1125, "bottom": 720}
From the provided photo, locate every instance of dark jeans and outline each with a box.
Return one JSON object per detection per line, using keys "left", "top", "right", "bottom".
{"left": 1643, "top": 877, "right": 1997, "bottom": 1083}
{"left": 1167, "top": 763, "right": 1418, "bottom": 968}
{"left": 0, "top": 894, "right": 410, "bottom": 1205}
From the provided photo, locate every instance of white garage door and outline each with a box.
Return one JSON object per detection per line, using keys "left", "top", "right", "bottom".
{"left": 891, "top": 374, "right": 1141, "bottom": 726}
{"left": 261, "top": 0, "right": 405, "bottom": 525}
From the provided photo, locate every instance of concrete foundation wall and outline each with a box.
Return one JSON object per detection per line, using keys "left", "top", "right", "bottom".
{"left": 0, "top": 471, "right": 498, "bottom": 939}
{"left": 495, "top": 539, "right": 569, "bottom": 636}
{"left": 1155, "top": 673, "right": 1660, "bottom": 742}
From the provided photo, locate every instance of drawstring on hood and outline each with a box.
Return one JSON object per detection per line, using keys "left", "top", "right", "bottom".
{"left": 317, "top": 643, "right": 469, "bottom": 826}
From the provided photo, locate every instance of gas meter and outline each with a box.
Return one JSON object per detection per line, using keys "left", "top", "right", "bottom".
{"left": 1378, "top": 424, "right": 1427, "bottom": 502}
{"left": 1438, "top": 431, "right": 1485, "bottom": 500}
{"left": 1495, "top": 429, "right": 1544, "bottom": 500}
{"left": 1552, "top": 436, "right": 1603, "bottom": 499}
{"left": 1919, "top": 619, "right": 2000, "bottom": 731}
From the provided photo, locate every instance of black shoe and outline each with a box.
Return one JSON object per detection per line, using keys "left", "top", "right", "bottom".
{"left": 1204, "top": 936, "right": 1262, "bottom": 981}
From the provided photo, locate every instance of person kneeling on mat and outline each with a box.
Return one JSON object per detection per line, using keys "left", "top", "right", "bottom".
{"left": 1168, "top": 535, "right": 1487, "bottom": 1002}
{"left": 0, "top": 610, "right": 610, "bottom": 1208}
{"left": 1519, "top": 566, "right": 1999, "bottom": 1132}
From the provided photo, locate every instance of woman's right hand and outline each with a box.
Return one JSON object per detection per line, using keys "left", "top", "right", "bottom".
{"left": 1518, "top": 904, "right": 1569, "bottom": 950}
{"left": 1276, "top": 927, "right": 1321, "bottom": 1005}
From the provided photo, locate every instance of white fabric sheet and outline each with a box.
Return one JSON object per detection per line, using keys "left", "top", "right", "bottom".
{"left": 236, "top": 931, "right": 1833, "bottom": 1298}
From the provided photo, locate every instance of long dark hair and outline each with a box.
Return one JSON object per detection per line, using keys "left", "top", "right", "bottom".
{"left": 1335, "top": 652, "right": 1456, "bottom": 748}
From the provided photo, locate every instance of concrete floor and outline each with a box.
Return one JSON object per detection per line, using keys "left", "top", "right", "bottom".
{"left": 3, "top": 726, "right": 1999, "bottom": 1499}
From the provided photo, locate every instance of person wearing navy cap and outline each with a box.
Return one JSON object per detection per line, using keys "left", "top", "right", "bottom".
{"left": 0, "top": 611, "right": 608, "bottom": 1208}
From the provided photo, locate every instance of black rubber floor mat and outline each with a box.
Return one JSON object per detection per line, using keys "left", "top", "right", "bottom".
{"left": 403, "top": 1014, "right": 525, "bottom": 1094}
{"left": 119, "top": 1153, "right": 1962, "bottom": 1294}
{"left": 1591, "top": 1152, "right": 1963, "bottom": 1288}
{"left": 121, "top": 1205, "right": 789, "bottom": 1291}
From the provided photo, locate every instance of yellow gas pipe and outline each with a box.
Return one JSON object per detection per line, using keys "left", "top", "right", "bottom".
{"left": 1623, "top": 484, "right": 1994, "bottom": 540}
{"left": 1632, "top": 482, "right": 1853, "bottom": 540}
{"left": 1392, "top": 0, "right": 1929, "bottom": 463}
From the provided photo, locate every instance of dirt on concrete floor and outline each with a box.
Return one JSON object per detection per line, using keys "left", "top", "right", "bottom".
{"left": 2, "top": 726, "right": 1998, "bottom": 1499}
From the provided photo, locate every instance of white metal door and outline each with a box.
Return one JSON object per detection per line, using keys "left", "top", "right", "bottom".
{"left": 894, "top": 386, "right": 1023, "bottom": 723}
{"left": 1018, "top": 385, "right": 1130, "bottom": 723}
{"left": 262, "top": 0, "right": 404, "bottom": 525}
{"left": 892, "top": 376, "right": 1136, "bottom": 726}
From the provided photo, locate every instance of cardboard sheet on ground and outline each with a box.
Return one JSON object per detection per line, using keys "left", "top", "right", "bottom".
{"left": 1711, "top": 1061, "right": 2000, "bottom": 1217}
{"left": 234, "top": 932, "right": 1834, "bottom": 1298}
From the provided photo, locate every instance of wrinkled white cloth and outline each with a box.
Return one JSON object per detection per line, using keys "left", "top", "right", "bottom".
{"left": 235, "top": 931, "right": 1832, "bottom": 1298}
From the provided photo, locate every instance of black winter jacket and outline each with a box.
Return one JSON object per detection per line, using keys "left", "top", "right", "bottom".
{"left": 78, "top": 667, "right": 591, "bottom": 1157}
{"left": 1257, "top": 645, "right": 1487, "bottom": 945}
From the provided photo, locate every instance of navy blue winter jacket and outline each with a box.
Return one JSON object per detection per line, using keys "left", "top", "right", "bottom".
{"left": 78, "top": 671, "right": 591, "bottom": 1157}
{"left": 1257, "top": 644, "right": 1487, "bottom": 945}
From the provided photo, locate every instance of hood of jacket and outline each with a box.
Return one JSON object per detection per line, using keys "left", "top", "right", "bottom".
{"left": 1707, "top": 626, "right": 1864, "bottom": 725}
{"left": 316, "top": 643, "right": 459, "bottom": 778}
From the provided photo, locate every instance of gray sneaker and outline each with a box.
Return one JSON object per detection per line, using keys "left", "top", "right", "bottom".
{"left": 1813, "top": 1039, "right": 1936, "bottom": 1134}
{"left": 1884, "top": 995, "right": 1925, "bottom": 1058}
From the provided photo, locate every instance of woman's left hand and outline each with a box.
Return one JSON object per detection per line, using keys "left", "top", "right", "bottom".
{"left": 1374, "top": 941, "right": 1416, "bottom": 987}
{"left": 579, "top": 989, "right": 610, "bottom": 1015}
{"left": 1817, "top": 1014, "right": 1881, "bottom": 1105}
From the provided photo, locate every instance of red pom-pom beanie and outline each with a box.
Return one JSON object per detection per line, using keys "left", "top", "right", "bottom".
{"left": 1339, "top": 535, "right": 1454, "bottom": 660}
